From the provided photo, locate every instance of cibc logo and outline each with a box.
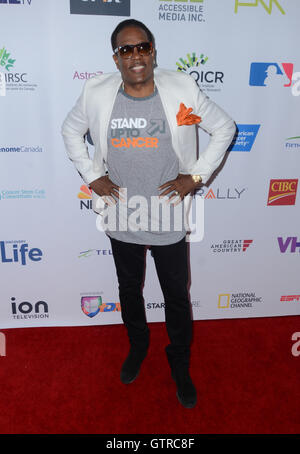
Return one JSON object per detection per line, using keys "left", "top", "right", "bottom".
{"left": 11, "top": 297, "right": 49, "bottom": 320}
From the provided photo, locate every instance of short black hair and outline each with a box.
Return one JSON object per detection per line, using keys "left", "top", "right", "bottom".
{"left": 111, "top": 19, "right": 154, "bottom": 51}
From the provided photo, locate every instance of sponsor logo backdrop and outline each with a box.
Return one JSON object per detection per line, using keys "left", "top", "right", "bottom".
{"left": 0, "top": 0, "right": 299, "bottom": 328}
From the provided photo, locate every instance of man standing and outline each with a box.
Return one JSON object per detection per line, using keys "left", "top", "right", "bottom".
{"left": 62, "top": 19, "right": 235, "bottom": 409}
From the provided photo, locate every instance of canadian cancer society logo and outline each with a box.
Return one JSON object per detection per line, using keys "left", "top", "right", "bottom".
{"left": 267, "top": 179, "right": 298, "bottom": 206}
{"left": 70, "top": 0, "right": 130, "bottom": 16}
{"left": 158, "top": 0, "right": 205, "bottom": 23}
{"left": 176, "top": 52, "right": 224, "bottom": 92}
{"left": 228, "top": 124, "right": 260, "bottom": 152}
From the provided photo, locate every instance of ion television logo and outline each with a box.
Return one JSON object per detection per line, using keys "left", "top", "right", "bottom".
{"left": 70, "top": 0, "right": 130, "bottom": 16}
{"left": 11, "top": 297, "right": 49, "bottom": 320}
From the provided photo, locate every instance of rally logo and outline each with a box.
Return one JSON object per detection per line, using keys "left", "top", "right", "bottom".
{"left": 196, "top": 187, "right": 246, "bottom": 200}
{"left": 211, "top": 239, "right": 253, "bottom": 253}
{"left": 249, "top": 62, "right": 293, "bottom": 87}
{"left": 229, "top": 124, "right": 260, "bottom": 152}
{"left": 70, "top": 0, "right": 130, "bottom": 16}
{"left": 267, "top": 179, "right": 298, "bottom": 205}
{"left": 234, "top": 0, "right": 285, "bottom": 15}
{"left": 176, "top": 52, "right": 224, "bottom": 92}
{"left": 0, "top": 46, "right": 37, "bottom": 92}
{"left": 81, "top": 295, "right": 121, "bottom": 318}
{"left": 218, "top": 292, "right": 263, "bottom": 309}
{"left": 158, "top": 0, "right": 205, "bottom": 23}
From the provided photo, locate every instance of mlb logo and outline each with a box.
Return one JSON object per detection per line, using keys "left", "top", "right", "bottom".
{"left": 249, "top": 62, "right": 293, "bottom": 87}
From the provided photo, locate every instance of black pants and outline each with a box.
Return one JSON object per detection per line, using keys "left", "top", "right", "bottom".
{"left": 108, "top": 235, "right": 192, "bottom": 367}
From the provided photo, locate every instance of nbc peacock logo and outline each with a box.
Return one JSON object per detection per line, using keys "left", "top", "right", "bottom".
{"left": 78, "top": 184, "right": 92, "bottom": 210}
{"left": 176, "top": 52, "right": 224, "bottom": 92}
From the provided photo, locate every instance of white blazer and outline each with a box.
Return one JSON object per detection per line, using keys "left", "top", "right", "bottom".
{"left": 62, "top": 68, "right": 236, "bottom": 213}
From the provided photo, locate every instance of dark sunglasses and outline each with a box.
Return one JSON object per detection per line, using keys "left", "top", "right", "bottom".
{"left": 114, "top": 41, "right": 153, "bottom": 59}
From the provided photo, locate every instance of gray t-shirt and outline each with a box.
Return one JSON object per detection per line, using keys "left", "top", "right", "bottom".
{"left": 104, "top": 87, "right": 186, "bottom": 245}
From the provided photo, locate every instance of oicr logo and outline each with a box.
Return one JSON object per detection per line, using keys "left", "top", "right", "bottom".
{"left": 234, "top": 0, "right": 285, "bottom": 14}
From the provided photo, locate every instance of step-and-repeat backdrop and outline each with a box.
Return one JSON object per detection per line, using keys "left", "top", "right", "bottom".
{"left": 1, "top": 0, "right": 299, "bottom": 329}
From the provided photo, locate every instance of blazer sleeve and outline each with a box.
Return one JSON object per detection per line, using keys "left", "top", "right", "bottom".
{"left": 191, "top": 83, "right": 236, "bottom": 182}
{"left": 61, "top": 81, "right": 105, "bottom": 185}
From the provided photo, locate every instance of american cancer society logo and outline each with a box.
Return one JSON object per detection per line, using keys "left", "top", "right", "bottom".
{"left": 70, "top": 0, "right": 130, "bottom": 16}
{"left": 229, "top": 124, "right": 260, "bottom": 152}
{"left": 249, "top": 62, "right": 293, "bottom": 88}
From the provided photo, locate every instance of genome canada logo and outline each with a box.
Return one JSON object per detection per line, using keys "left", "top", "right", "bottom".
{"left": 211, "top": 239, "right": 253, "bottom": 253}
{"left": 176, "top": 52, "right": 224, "bottom": 93}
{"left": 70, "top": 0, "right": 130, "bottom": 16}
{"left": 0, "top": 46, "right": 37, "bottom": 93}
{"left": 218, "top": 292, "right": 263, "bottom": 310}
{"left": 158, "top": 0, "right": 205, "bottom": 23}
{"left": 267, "top": 179, "right": 298, "bottom": 206}
{"left": 228, "top": 124, "right": 260, "bottom": 152}
{"left": 81, "top": 295, "right": 121, "bottom": 318}
{"left": 0, "top": 145, "right": 43, "bottom": 153}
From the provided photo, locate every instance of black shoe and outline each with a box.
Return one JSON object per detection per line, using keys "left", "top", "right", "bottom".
{"left": 120, "top": 349, "right": 147, "bottom": 384}
{"left": 172, "top": 369, "right": 197, "bottom": 409}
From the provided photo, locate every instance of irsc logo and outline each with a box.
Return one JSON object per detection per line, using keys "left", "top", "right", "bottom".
{"left": 267, "top": 179, "right": 298, "bottom": 206}
{"left": 234, "top": 0, "right": 285, "bottom": 15}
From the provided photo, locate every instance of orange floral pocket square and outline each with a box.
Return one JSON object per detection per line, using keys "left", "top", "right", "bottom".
{"left": 176, "top": 103, "right": 201, "bottom": 126}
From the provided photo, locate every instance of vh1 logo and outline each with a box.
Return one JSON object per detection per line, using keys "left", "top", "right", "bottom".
{"left": 267, "top": 179, "right": 298, "bottom": 206}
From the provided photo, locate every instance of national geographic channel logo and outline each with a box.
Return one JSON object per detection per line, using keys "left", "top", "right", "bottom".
{"left": 218, "top": 292, "right": 263, "bottom": 309}
{"left": 70, "top": 0, "right": 130, "bottom": 16}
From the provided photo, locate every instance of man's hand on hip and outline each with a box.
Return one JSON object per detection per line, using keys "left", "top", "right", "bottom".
{"left": 89, "top": 175, "right": 124, "bottom": 205}
{"left": 158, "top": 174, "right": 201, "bottom": 205}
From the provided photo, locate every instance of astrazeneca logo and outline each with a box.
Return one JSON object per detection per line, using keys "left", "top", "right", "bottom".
{"left": 176, "top": 52, "right": 224, "bottom": 92}
{"left": 0, "top": 0, "right": 32, "bottom": 5}
{"left": 81, "top": 295, "right": 121, "bottom": 317}
{"left": 228, "top": 124, "right": 260, "bottom": 152}
{"left": 234, "top": 0, "right": 285, "bottom": 15}
{"left": 70, "top": 0, "right": 130, "bottom": 17}
{"left": 158, "top": 0, "right": 205, "bottom": 23}
{"left": 267, "top": 179, "right": 298, "bottom": 206}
